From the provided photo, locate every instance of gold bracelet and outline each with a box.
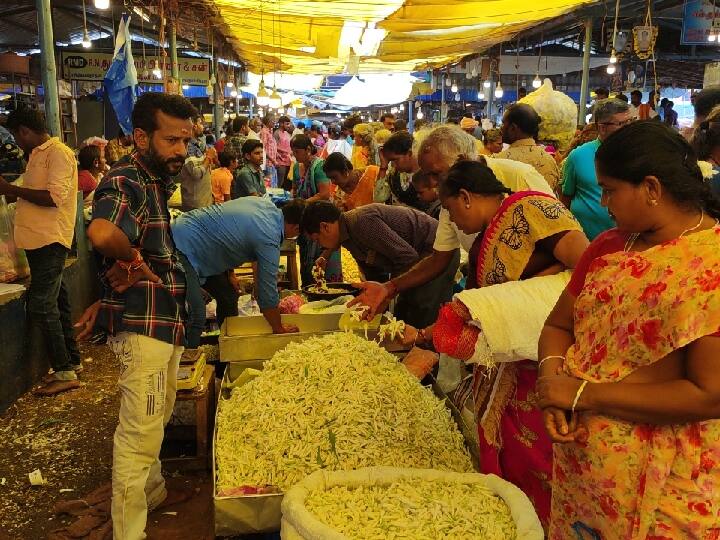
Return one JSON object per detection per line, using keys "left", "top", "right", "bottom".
{"left": 538, "top": 355, "right": 565, "bottom": 369}
{"left": 571, "top": 380, "right": 589, "bottom": 414}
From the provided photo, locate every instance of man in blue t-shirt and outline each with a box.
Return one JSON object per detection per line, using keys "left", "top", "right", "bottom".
{"left": 171, "top": 197, "right": 303, "bottom": 345}
{"left": 561, "top": 99, "right": 632, "bottom": 240}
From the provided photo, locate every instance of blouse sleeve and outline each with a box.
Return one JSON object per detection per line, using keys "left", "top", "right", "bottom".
{"left": 567, "top": 229, "right": 626, "bottom": 297}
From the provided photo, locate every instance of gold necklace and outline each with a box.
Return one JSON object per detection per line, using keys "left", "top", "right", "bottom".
{"left": 625, "top": 210, "right": 707, "bottom": 252}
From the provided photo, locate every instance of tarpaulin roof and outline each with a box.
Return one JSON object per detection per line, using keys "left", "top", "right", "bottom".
{"left": 205, "top": 0, "right": 597, "bottom": 74}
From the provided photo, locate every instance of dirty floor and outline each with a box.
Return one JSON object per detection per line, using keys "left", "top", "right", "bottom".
{"left": 0, "top": 343, "right": 249, "bottom": 540}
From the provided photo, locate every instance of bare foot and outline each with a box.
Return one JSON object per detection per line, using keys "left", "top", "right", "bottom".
{"left": 33, "top": 379, "right": 81, "bottom": 396}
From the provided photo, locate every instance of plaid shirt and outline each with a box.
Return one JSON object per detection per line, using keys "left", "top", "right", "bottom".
{"left": 92, "top": 152, "right": 187, "bottom": 346}
{"left": 223, "top": 134, "right": 248, "bottom": 166}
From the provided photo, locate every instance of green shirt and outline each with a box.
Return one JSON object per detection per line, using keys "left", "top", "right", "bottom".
{"left": 232, "top": 164, "right": 266, "bottom": 198}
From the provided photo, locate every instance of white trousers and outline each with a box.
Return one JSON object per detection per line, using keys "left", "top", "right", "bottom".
{"left": 108, "top": 332, "right": 183, "bottom": 540}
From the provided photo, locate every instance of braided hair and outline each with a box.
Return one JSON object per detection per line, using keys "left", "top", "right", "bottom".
{"left": 595, "top": 121, "right": 720, "bottom": 220}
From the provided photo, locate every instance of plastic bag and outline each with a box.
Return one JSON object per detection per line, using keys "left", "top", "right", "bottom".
{"left": 0, "top": 196, "right": 19, "bottom": 283}
{"left": 519, "top": 79, "right": 578, "bottom": 151}
{"left": 281, "top": 467, "right": 544, "bottom": 540}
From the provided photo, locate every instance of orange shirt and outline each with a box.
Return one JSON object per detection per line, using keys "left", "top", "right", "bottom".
{"left": 211, "top": 167, "right": 233, "bottom": 203}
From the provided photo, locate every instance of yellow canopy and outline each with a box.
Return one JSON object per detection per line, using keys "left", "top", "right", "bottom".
{"left": 206, "top": 0, "right": 595, "bottom": 74}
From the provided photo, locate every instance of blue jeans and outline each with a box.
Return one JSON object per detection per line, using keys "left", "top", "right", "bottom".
{"left": 24, "top": 243, "right": 80, "bottom": 373}
{"left": 178, "top": 251, "right": 205, "bottom": 349}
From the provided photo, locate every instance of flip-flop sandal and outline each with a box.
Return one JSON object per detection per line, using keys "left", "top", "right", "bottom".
{"left": 33, "top": 379, "right": 81, "bottom": 396}
{"left": 149, "top": 486, "right": 197, "bottom": 512}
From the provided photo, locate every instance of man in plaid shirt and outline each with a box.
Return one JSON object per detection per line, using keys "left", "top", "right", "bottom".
{"left": 76, "top": 92, "right": 198, "bottom": 540}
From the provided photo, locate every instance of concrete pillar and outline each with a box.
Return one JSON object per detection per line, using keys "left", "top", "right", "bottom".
{"left": 36, "top": 0, "right": 61, "bottom": 137}
{"left": 578, "top": 17, "right": 593, "bottom": 126}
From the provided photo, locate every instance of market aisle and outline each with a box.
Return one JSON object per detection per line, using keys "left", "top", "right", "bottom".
{"left": 0, "top": 343, "right": 118, "bottom": 539}
{"left": 0, "top": 343, "right": 219, "bottom": 540}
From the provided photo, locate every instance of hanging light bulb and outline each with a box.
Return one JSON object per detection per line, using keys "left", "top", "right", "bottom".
{"left": 82, "top": 29, "right": 92, "bottom": 48}
{"left": 182, "top": 83, "right": 189, "bottom": 90}
{"left": 416, "top": 110, "right": 424, "bottom": 120}
{"left": 230, "top": 89, "right": 238, "bottom": 97}
{"left": 494, "top": 81, "right": 504, "bottom": 99}
{"left": 445, "top": 77, "right": 452, "bottom": 87}
{"left": 152, "top": 67, "right": 162, "bottom": 79}
{"left": 269, "top": 87, "right": 282, "bottom": 109}
{"left": 606, "top": 63, "right": 616, "bottom": 75}
{"left": 94, "top": 0, "right": 110, "bottom": 9}
{"left": 483, "top": 79, "right": 491, "bottom": 89}
{"left": 532, "top": 73, "right": 542, "bottom": 89}
{"left": 477, "top": 90, "right": 485, "bottom": 100}
{"left": 609, "top": 50, "right": 618, "bottom": 64}
{"left": 226, "top": 81, "right": 234, "bottom": 88}
{"left": 451, "top": 82, "right": 458, "bottom": 93}
{"left": 256, "top": 77, "right": 270, "bottom": 107}
{"left": 454, "top": 93, "right": 461, "bottom": 102}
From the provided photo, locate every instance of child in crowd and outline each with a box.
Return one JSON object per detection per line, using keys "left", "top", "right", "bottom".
{"left": 410, "top": 170, "right": 441, "bottom": 219}
{"left": 211, "top": 150, "right": 238, "bottom": 203}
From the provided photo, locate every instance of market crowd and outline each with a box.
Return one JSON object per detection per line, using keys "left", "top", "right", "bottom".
{"left": 1, "top": 83, "right": 720, "bottom": 539}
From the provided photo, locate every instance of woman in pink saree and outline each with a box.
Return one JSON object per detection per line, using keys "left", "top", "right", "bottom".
{"left": 538, "top": 121, "right": 720, "bottom": 539}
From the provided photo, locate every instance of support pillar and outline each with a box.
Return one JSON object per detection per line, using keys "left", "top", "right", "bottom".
{"left": 440, "top": 73, "right": 446, "bottom": 124}
{"left": 407, "top": 99, "right": 414, "bottom": 132}
{"left": 213, "top": 57, "right": 223, "bottom": 139}
{"left": 36, "top": 0, "right": 61, "bottom": 137}
{"left": 578, "top": 17, "right": 593, "bottom": 126}
{"left": 169, "top": 19, "right": 180, "bottom": 81}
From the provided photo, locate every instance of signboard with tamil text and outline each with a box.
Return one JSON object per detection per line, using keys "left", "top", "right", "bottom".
{"left": 681, "top": 0, "right": 720, "bottom": 44}
{"left": 60, "top": 52, "right": 210, "bottom": 84}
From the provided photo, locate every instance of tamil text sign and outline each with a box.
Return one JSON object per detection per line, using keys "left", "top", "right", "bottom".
{"left": 61, "top": 52, "right": 210, "bottom": 84}
{"left": 681, "top": 0, "right": 720, "bottom": 44}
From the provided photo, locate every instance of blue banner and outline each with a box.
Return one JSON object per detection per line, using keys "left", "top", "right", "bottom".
{"left": 103, "top": 15, "right": 138, "bottom": 135}
{"left": 681, "top": 0, "right": 720, "bottom": 45}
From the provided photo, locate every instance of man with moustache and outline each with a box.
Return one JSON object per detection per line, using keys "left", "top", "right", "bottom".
{"left": 75, "top": 92, "right": 198, "bottom": 540}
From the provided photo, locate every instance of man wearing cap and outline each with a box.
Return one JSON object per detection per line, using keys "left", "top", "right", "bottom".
{"left": 459, "top": 117, "right": 487, "bottom": 155}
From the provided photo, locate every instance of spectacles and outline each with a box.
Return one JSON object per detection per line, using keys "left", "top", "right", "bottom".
{"left": 598, "top": 118, "right": 634, "bottom": 128}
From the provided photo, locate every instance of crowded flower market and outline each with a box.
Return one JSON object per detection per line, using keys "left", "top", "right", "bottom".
{"left": 0, "top": 0, "right": 720, "bottom": 538}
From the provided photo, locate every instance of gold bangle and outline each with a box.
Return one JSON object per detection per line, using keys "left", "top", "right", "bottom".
{"left": 538, "top": 355, "right": 565, "bottom": 369}
{"left": 571, "top": 380, "right": 589, "bottom": 414}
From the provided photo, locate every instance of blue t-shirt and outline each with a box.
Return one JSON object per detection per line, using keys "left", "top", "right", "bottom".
{"left": 561, "top": 139, "right": 615, "bottom": 240}
{"left": 171, "top": 197, "right": 283, "bottom": 310}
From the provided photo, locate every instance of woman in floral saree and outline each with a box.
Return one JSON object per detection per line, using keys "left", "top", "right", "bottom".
{"left": 537, "top": 121, "right": 720, "bottom": 539}
{"left": 405, "top": 159, "right": 589, "bottom": 526}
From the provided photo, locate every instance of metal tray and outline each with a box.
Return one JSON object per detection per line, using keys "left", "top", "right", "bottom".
{"left": 213, "top": 360, "right": 478, "bottom": 536}
{"left": 219, "top": 313, "right": 400, "bottom": 362}
{"left": 214, "top": 361, "right": 283, "bottom": 536}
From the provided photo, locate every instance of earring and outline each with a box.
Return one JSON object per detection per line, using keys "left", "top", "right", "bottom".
{"left": 465, "top": 204, "right": 471, "bottom": 209}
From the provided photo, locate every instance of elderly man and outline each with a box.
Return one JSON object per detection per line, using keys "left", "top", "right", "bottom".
{"left": 496, "top": 103, "right": 560, "bottom": 190}
{"left": 303, "top": 201, "right": 457, "bottom": 328}
{"left": 561, "top": 98, "right": 631, "bottom": 240}
{"left": 352, "top": 124, "right": 553, "bottom": 319}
